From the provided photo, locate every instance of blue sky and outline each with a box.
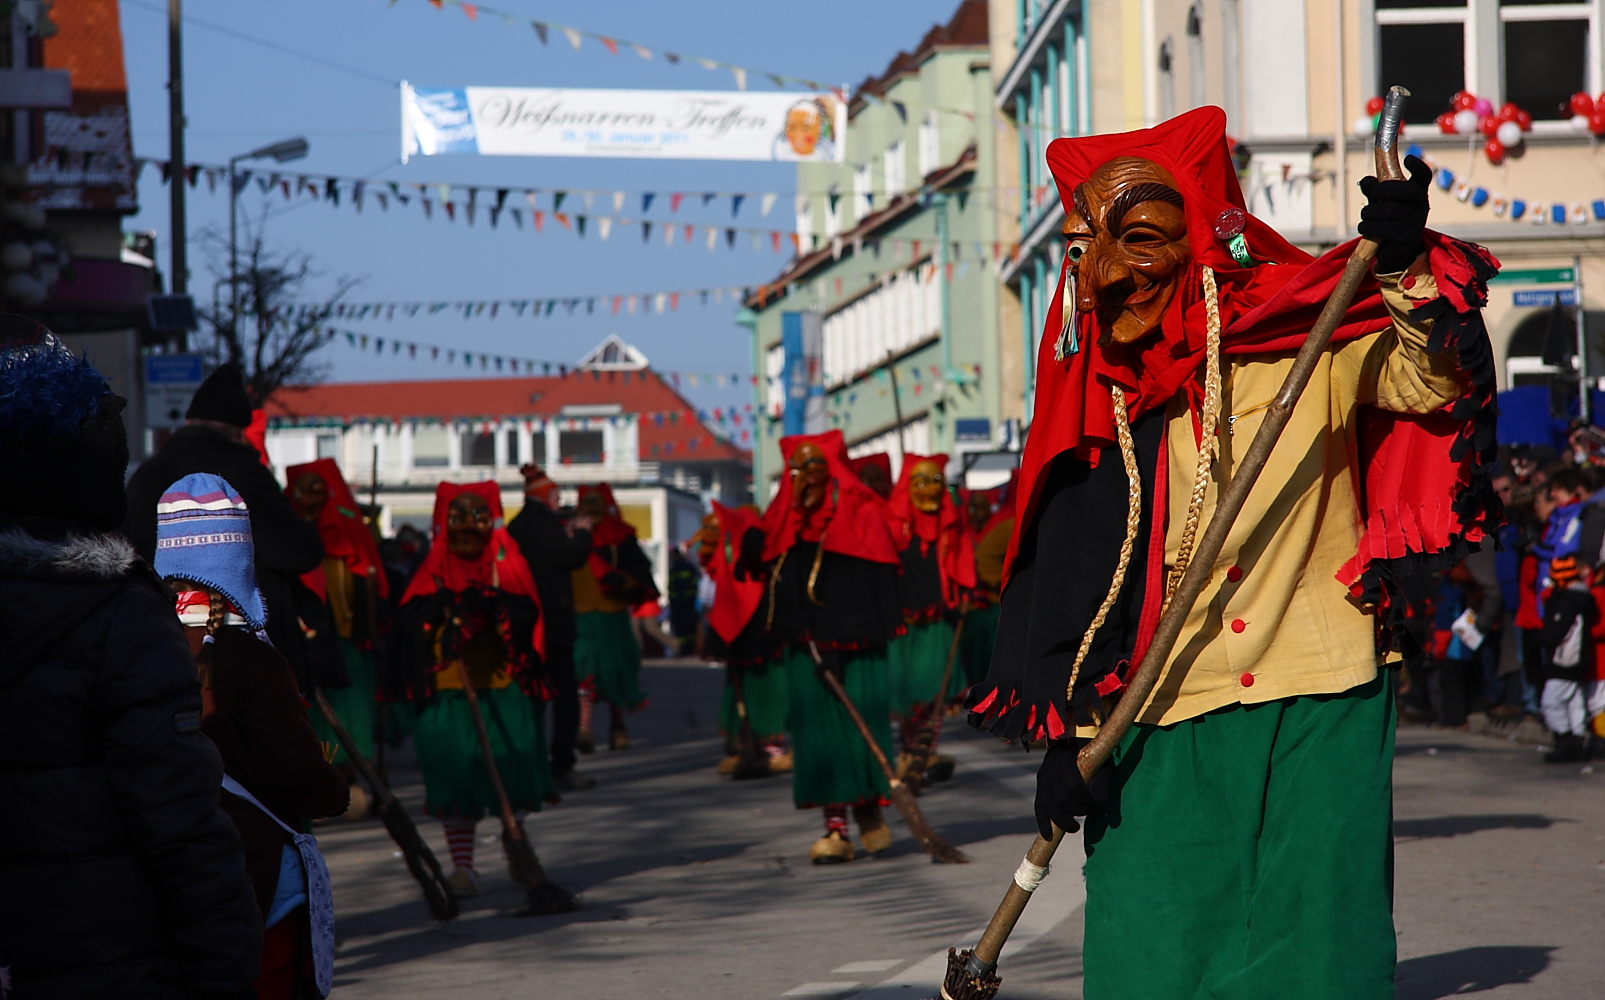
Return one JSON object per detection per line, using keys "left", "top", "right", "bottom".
{"left": 116, "top": 0, "right": 962, "bottom": 417}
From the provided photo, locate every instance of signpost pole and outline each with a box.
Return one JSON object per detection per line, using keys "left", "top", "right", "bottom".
{"left": 1577, "top": 254, "right": 1590, "bottom": 423}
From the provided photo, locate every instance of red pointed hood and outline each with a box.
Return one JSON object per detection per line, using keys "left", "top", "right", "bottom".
{"left": 887, "top": 453, "right": 975, "bottom": 607}
{"left": 760, "top": 429, "right": 900, "bottom": 566}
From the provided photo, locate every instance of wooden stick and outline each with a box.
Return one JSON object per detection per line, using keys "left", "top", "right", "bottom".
{"left": 952, "top": 85, "right": 1412, "bottom": 987}
{"left": 452, "top": 662, "right": 554, "bottom": 891}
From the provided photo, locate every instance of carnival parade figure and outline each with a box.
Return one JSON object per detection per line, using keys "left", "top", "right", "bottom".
{"left": 699, "top": 501, "right": 788, "bottom": 775}
{"left": 757, "top": 431, "right": 905, "bottom": 863}
{"left": 571, "top": 483, "right": 657, "bottom": 751}
{"left": 386, "top": 482, "right": 556, "bottom": 898}
{"left": 966, "top": 106, "right": 1499, "bottom": 999}
{"left": 885, "top": 454, "right": 975, "bottom": 780}
{"left": 287, "top": 458, "right": 390, "bottom": 782}
{"left": 957, "top": 480, "right": 1011, "bottom": 689}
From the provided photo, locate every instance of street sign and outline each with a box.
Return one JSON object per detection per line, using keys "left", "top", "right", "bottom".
{"left": 144, "top": 354, "right": 204, "bottom": 429}
{"left": 1512, "top": 289, "right": 1577, "bottom": 307}
{"left": 1491, "top": 267, "right": 1574, "bottom": 285}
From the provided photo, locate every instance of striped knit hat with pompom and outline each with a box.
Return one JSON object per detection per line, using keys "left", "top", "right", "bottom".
{"left": 154, "top": 473, "right": 267, "bottom": 629}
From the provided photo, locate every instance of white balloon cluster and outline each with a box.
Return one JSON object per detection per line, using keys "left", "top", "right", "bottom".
{"left": 0, "top": 165, "right": 70, "bottom": 308}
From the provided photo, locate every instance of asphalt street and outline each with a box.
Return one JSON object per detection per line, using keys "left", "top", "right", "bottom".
{"left": 315, "top": 662, "right": 1604, "bottom": 999}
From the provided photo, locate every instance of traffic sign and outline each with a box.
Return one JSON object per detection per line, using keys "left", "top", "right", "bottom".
{"left": 1491, "top": 267, "right": 1574, "bottom": 285}
{"left": 144, "top": 354, "right": 204, "bottom": 429}
{"left": 1512, "top": 289, "right": 1577, "bottom": 307}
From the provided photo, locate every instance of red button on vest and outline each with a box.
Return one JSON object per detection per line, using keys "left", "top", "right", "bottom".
{"left": 1226, "top": 566, "right": 1244, "bottom": 583}
{"left": 1240, "top": 672, "right": 1255, "bottom": 687}
{"left": 1401, "top": 274, "right": 1416, "bottom": 290}
{"left": 1230, "top": 618, "right": 1247, "bottom": 633}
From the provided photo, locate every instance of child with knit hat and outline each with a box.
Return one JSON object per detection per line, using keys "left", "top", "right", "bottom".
{"left": 1539, "top": 554, "right": 1604, "bottom": 762}
{"left": 155, "top": 473, "right": 350, "bottom": 999}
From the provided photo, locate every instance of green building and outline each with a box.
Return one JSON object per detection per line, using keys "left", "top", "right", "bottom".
{"left": 740, "top": 0, "right": 1006, "bottom": 495}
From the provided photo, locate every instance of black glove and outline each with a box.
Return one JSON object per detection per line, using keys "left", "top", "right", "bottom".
{"left": 1357, "top": 154, "right": 1431, "bottom": 274}
{"left": 737, "top": 526, "right": 767, "bottom": 580}
{"left": 1034, "top": 737, "right": 1111, "bottom": 839}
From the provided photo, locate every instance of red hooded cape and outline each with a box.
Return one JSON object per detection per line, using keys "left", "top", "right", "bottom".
{"left": 400, "top": 481, "right": 544, "bottom": 659}
{"left": 887, "top": 453, "right": 976, "bottom": 608}
{"left": 760, "top": 429, "right": 900, "bottom": 566}
{"left": 702, "top": 500, "right": 766, "bottom": 644}
{"left": 1006, "top": 106, "right": 1500, "bottom": 602}
{"left": 285, "top": 458, "right": 389, "bottom": 601}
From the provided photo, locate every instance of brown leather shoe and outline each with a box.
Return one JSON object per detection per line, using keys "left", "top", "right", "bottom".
{"left": 809, "top": 830, "right": 855, "bottom": 864}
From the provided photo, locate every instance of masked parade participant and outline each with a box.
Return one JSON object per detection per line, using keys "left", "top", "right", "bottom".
{"left": 885, "top": 455, "right": 974, "bottom": 782}
{"left": 966, "top": 107, "right": 1498, "bottom": 999}
{"left": 957, "top": 483, "right": 1008, "bottom": 690}
{"left": 571, "top": 484, "right": 656, "bottom": 752}
{"left": 287, "top": 459, "right": 390, "bottom": 790}
{"left": 698, "top": 501, "right": 787, "bottom": 775}
{"left": 386, "top": 482, "right": 554, "bottom": 898}
{"left": 758, "top": 431, "right": 904, "bottom": 862}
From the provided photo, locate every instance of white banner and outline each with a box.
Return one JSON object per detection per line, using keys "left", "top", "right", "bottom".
{"left": 401, "top": 84, "right": 845, "bottom": 163}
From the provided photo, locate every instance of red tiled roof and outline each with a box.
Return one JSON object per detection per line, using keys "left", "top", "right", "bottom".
{"left": 851, "top": 0, "right": 989, "bottom": 108}
{"left": 266, "top": 372, "right": 750, "bottom": 463}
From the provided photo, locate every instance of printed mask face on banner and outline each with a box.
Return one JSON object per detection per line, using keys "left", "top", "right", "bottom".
{"left": 790, "top": 442, "right": 830, "bottom": 512}
{"left": 291, "top": 472, "right": 329, "bottom": 522}
{"left": 909, "top": 459, "right": 945, "bottom": 514}
{"left": 1065, "top": 157, "right": 1190, "bottom": 345}
{"left": 447, "top": 493, "right": 493, "bottom": 560}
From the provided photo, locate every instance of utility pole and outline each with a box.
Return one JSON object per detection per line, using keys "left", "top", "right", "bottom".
{"left": 1576, "top": 255, "right": 1590, "bottom": 423}
{"left": 168, "top": 0, "right": 187, "bottom": 302}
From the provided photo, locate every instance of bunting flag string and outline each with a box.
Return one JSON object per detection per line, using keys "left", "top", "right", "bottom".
{"left": 278, "top": 259, "right": 996, "bottom": 323}
{"left": 1408, "top": 143, "right": 1605, "bottom": 227}
{"left": 381, "top": 0, "right": 1057, "bottom": 137}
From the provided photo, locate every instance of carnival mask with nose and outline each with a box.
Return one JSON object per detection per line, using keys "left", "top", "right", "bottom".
{"left": 446, "top": 493, "right": 493, "bottom": 560}
{"left": 697, "top": 511, "right": 720, "bottom": 563}
{"left": 858, "top": 462, "right": 892, "bottom": 500}
{"left": 965, "top": 492, "right": 992, "bottom": 534}
{"left": 1064, "top": 157, "right": 1190, "bottom": 345}
{"left": 908, "top": 459, "right": 946, "bottom": 514}
{"left": 290, "top": 472, "right": 329, "bottom": 522}
{"left": 791, "top": 442, "right": 830, "bottom": 512}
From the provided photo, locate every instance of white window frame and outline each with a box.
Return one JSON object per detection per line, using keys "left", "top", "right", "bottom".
{"left": 1373, "top": 1, "right": 1601, "bottom": 131}
{"left": 884, "top": 140, "right": 906, "bottom": 197}
{"left": 918, "top": 110, "right": 940, "bottom": 178}
{"left": 853, "top": 163, "right": 872, "bottom": 222}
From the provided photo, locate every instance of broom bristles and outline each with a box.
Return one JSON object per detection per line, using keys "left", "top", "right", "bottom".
{"left": 889, "top": 784, "right": 969, "bottom": 864}
{"left": 517, "top": 879, "right": 578, "bottom": 916}
{"left": 937, "top": 949, "right": 1001, "bottom": 1000}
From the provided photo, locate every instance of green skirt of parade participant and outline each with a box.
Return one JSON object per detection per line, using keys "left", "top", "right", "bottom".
{"left": 415, "top": 663, "right": 555, "bottom": 819}
{"left": 310, "top": 640, "right": 376, "bottom": 763}
{"left": 717, "top": 656, "right": 791, "bottom": 741}
{"left": 887, "top": 617, "right": 961, "bottom": 711}
{"left": 959, "top": 603, "right": 999, "bottom": 686}
{"left": 575, "top": 608, "right": 646, "bottom": 710}
{"left": 783, "top": 646, "right": 893, "bottom": 809}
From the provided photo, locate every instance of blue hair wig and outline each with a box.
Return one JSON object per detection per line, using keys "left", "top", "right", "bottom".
{"left": 0, "top": 320, "right": 111, "bottom": 437}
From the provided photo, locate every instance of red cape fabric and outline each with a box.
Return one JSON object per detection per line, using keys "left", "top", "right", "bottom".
{"left": 285, "top": 458, "right": 388, "bottom": 599}
{"left": 578, "top": 482, "right": 644, "bottom": 586}
{"left": 759, "top": 429, "right": 901, "bottom": 566}
{"left": 1004, "top": 106, "right": 1487, "bottom": 595}
{"left": 887, "top": 453, "right": 976, "bottom": 608}
{"left": 399, "top": 481, "right": 544, "bottom": 658}
{"left": 849, "top": 452, "right": 892, "bottom": 486}
{"left": 703, "top": 500, "right": 766, "bottom": 644}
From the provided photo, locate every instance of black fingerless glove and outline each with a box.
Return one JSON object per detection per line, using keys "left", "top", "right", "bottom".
{"left": 1357, "top": 154, "right": 1432, "bottom": 275}
{"left": 1034, "top": 737, "right": 1111, "bottom": 839}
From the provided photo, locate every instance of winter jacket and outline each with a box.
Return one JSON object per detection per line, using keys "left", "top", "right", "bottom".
{"left": 122, "top": 423, "right": 325, "bottom": 688}
{"left": 1540, "top": 583, "right": 1596, "bottom": 683}
{"left": 504, "top": 503, "right": 591, "bottom": 650}
{"left": 0, "top": 518, "right": 261, "bottom": 999}
{"left": 186, "top": 626, "right": 349, "bottom": 919}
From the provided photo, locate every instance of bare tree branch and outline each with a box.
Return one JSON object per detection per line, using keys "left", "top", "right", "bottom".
{"left": 193, "top": 221, "right": 362, "bottom": 406}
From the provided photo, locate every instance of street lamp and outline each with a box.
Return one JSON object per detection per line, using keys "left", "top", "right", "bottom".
{"left": 229, "top": 136, "right": 309, "bottom": 331}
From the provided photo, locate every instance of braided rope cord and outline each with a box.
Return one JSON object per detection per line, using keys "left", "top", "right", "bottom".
{"left": 1164, "top": 265, "right": 1223, "bottom": 605}
{"left": 1064, "top": 384, "right": 1145, "bottom": 702}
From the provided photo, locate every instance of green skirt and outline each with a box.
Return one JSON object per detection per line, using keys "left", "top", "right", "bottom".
{"left": 887, "top": 619, "right": 961, "bottom": 714}
{"left": 784, "top": 646, "right": 893, "bottom": 810}
{"left": 575, "top": 610, "right": 645, "bottom": 710}
{"left": 310, "top": 640, "right": 374, "bottom": 765}
{"left": 959, "top": 604, "right": 999, "bottom": 686}
{"left": 414, "top": 686, "right": 556, "bottom": 819}
{"left": 717, "top": 657, "right": 790, "bottom": 741}
{"left": 1082, "top": 673, "right": 1396, "bottom": 1000}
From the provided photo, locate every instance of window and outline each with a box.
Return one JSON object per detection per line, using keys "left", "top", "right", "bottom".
{"left": 559, "top": 429, "right": 605, "bottom": 464}
{"left": 460, "top": 429, "right": 495, "bottom": 466}
{"left": 412, "top": 426, "right": 449, "bottom": 467}
{"left": 1374, "top": 1, "right": 1595, "bottom": 123}
{"left": 315, "top": 433, "right": 339, "bottom": 460}
{"left": 530, "top": 428, "right": 547, "bottom": 465}
{"left": 1186, "top": 3, "right": 1205, "bottom": 110}
{"left": 794, "top": 193, "right": 814, "bottom": 251}
{"left": 824, "top": 183, "right": 842, "bottom": 239}
{"left": 1158, "top": 38, "right": 1176, "bottom": 121}
{"left": 884, "top": 140, "right": 906, "bottom": 197}
{"left": 504, "top": 428, "right": 520, "bottom": 466}
{"left": 853, "top": 163, "right": 872, "bottom": 222}
{"left": 918, "top": 111, "right": 939, "bottom": 177}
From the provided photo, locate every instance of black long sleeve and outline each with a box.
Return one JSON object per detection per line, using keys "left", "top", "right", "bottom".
{"left": 506, "top": 503, "right": 591, "bottom": 649}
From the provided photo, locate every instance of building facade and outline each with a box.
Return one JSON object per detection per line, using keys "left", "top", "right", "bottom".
{"left": 743, "top": 0, "right": 1006, "bottom": 492}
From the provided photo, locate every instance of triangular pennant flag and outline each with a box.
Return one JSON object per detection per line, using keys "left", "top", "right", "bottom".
{"left": 731, "top": 194, "right": 745, "bottom": 217}
{"left": 632, "top": 43, "right": 651, "bottom": 59}
{"left": 642, "top": 221, "right": 652, "bottom": 242}
{"left": 760, "top": 192, "right": 777, "bottom": 216}
{"left": 563, "top": 27, "right": 581, "bottom": 49}
{"left": 664, "top": 52, "right": 680, "bottom": 64}
{"left": 510, "top": 207, "right": 521, "bottom": 228}
{"left": 553, "top": 191, "right": 566, "bottom": 212}
{"left": 461, "top": 3, "right": 476, "bottom": 19}
{"left": 612, "top": 191, "right": 625, "bottom": 212}
{"left": 598, "top": 217, "right": 612, "bottom": 240}
{"left": 731, "top": 67, "right": 747, "bottom": 91}
{"left": 532, "top": 21, "right": 548, "bottom": 44}
{"left": 642, "top": 192, "right": 655, "bottom": 213}
{"left": 706, "top": 226, "right": 717, "bottom": 250}
{"left": 725, "top": 228, "right": 736, "bottom": 248}
{"left": 600, "top": 36, "right": 618, "bottom": 56}
{"left": 576, "top": 215, "right": 587, "bottom": 236}
{"left": 670, "top": 193, "right": 684, "bottom": 213}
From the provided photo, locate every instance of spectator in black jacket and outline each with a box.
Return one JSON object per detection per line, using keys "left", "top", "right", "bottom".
{"left": 122, "top": 364, "right": 328, "bottom": 691}
{"left": 506, "top": 464, "right": 596, "bottom": 789}
{"left": 0, "top": 320, "right": 261, "bottom": 999}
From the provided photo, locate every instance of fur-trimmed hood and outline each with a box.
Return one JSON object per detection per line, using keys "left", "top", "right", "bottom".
{"left": 0, "top": 524, "right": 138, "bottom": 582}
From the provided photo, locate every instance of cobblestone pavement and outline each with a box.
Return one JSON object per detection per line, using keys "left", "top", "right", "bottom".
{"left": 315, "top": 663, "right": 1603, "bottom": 999}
